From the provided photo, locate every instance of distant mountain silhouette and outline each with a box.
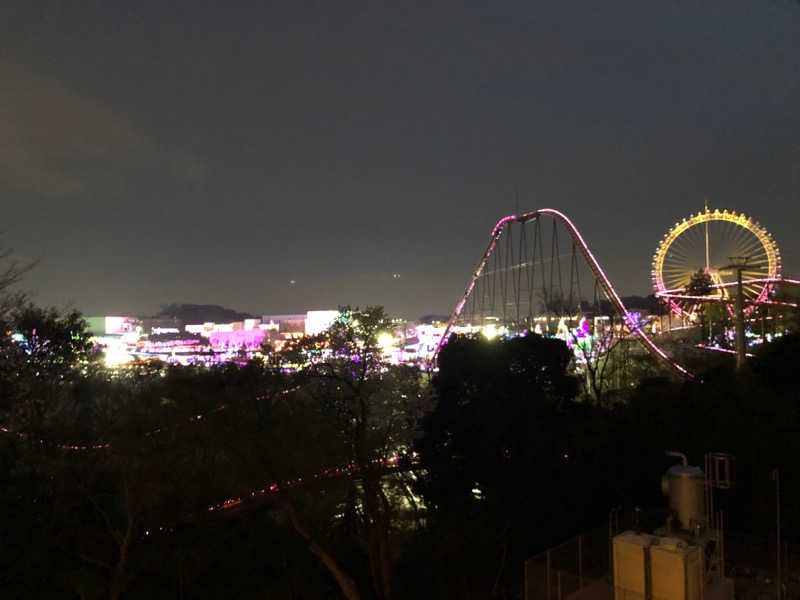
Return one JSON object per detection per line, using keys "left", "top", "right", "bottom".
{"left": 153, "top": 304, "right": 255, "bottom": 324}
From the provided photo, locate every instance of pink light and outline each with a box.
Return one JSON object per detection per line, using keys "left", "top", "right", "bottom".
{"left": 656, "top": 291, "right": 797, "bottom": 309}
{"left": 207, "top": 328, "right": 267, "bottom": 349}
{"left": 206, "top": 453, "right": 420, "bottom": 515}
{"left": 696, "top": 344, "right": 755, "bottom": 358}
{"left": 659, "top": 324, "right": 700, "bottom": 333}
{"left": 657, "top": 292, "right": 735, "bottom": 303}
{"left": 435, "top": 209, "right": 692, "bottom": 378}
{"left": 756, "top": 300, "right": 799, "bottom": 308}
{"left": 657, "top": 277, "right": 800, "bottom": 314}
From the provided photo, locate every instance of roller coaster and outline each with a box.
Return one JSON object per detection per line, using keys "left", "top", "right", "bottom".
{"left": 1, "top": 205, "right": 797, "bottom": 525}
{"left": 435, "top": 208, "right": 798, "bottom": 379}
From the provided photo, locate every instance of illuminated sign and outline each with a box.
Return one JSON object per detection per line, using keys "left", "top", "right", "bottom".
{"left": 105, "top": 316, "right": 138, "bottom": 335}
{"left": 152, "top": 327, "right": 180, "bottom": 335}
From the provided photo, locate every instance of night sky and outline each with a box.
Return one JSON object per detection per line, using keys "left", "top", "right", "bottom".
{"left": 3, "top": 1, "right": 799, "bottom": 319}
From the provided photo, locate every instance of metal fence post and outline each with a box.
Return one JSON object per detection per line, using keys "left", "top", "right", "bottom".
{"left": 523, "top": 558, "right": 528, "bottom": 600}
{"left": 609, "top": 511, "right": 614, "bottom": 586}
{"left": 557, "top": 571, "right": 562, "bottom": 600}
{"left": 547, "top": 550, "right": 551, "bottom": 600}
{"left": 784, "top": 542, "right": 789, "bottom": 591}
{"left": 774, "top": 468, "right": 781, "bottom": 600}
{"left": 579, "top": 535, "right": 583, "bottom": 590}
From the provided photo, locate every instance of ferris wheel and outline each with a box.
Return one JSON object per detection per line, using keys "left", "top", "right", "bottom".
{"left": 652, "top": 208, "right": 781, "bottom": 318}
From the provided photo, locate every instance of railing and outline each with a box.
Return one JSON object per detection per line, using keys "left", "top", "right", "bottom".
{"left": 526, "top": 526, "right": 800, "bottom": 600}
{"left": 524, "top": 525, "right": 611, "bottom": 600}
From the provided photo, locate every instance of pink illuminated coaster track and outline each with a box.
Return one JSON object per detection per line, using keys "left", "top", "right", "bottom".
{"left": 434, "top": 209, "right": 693, "bottom": 378}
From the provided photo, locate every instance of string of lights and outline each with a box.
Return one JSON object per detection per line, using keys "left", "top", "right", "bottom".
{"left": 206, "top": 452, "right": 418, "bottom": 514}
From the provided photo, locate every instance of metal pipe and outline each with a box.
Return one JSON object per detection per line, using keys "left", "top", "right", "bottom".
{"left": 608, "top": 511, "right": 614, "bottom": 587}
{"left": 666, "top": 450, "right": 688, "bottom": 466}
{"left": 705, "top": 453, "right": 711, "bottom": 530}
{"left": 710, "top": 481, "right": 715, "bottom": 533}
{"left": 720, "top": 511, "right": 725, "bottom": 578}
{"left": 557, "top": 571, "right": 562, "bottom": 600}
{"left": 524, "top": 558, "right": 528, "bottom": 600}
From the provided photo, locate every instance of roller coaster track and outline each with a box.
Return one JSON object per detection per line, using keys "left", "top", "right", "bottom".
{"left": 657, "top": 278, "right": 800, "bottom": 309}
{"left": 435, "top": 209, "right": 693, "bottom": 378}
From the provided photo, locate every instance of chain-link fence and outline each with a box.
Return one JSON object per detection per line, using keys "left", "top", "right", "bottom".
{"left": 524, "top": 525, "right": 612, "bottom": 600}
{"left": 523, "top": 509, "right": 673, "bottom": 600}
{"left": 725, "top": 530, "right": 800, "bottom": 599}
{"left": 525, "top": 525, "right": 800, "bottom": 600}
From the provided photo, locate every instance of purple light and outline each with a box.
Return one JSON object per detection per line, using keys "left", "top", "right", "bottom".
{"left": 435, "top": 208, "right": 693, "bottom": 378}
{"left": 207, "top": 328, "right": 267, "bottom": 349}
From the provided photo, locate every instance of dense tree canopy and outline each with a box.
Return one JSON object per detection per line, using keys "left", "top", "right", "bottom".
{"left": 1, "top": 300, "right": 799, "bottom": 599}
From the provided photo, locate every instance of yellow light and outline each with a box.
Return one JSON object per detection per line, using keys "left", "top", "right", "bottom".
{"left": 482, "top": 324, "right": 498, "bottom": 340}
{"left": 556, "top": 317, "right": 568, "bottom": 336}
{"left": 377, "top": 332, "right": 395, "bottom": 351}
{"left": 104, "top": 342, "right": 132, "bottom": 367}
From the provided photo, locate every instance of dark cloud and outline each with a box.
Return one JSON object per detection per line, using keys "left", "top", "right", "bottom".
{"left": 1, "top": 1, "right": 799, "bottom": 318}
{"left": 0, "top": 59, "right": 204, "bottom": 198}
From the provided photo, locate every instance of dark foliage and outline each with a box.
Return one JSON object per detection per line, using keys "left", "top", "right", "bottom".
{"left": 416, "top": 334, "right": 586, "bottom": 596}
{"left": 1, "top": 305, "right": 799, "bottom": 599}
{"left": 620, "top": 294, "right": 666, "bottom": 314}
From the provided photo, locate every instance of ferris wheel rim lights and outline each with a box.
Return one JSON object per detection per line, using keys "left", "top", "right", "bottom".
{"left": 651, "top": 208, "right": 781, "bottom": 318}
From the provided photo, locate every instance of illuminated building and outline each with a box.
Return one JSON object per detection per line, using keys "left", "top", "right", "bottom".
{"left": 305, "top": 310, "right": 339, "bottom": 335}
{"left": 90, "top": 309, "right": 348, "bottom": 367}
{"left": 260, "top": 314, "right": 306, "bottom": 336}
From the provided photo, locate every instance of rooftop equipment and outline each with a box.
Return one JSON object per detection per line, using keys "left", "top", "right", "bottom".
{"left": 662, "top": 451, "right": 706, "bottom": 532}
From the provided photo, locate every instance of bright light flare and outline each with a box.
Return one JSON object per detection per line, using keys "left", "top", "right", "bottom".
{"left": 377, "top": 332, "right": 395, "bottom": 352}
{"left": 104, "top": 341, "right": 133, "bottom": 367}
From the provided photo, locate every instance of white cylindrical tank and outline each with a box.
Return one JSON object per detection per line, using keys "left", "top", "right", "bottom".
{"left": 662, "top": 464, "right": 705, "bottom": 532}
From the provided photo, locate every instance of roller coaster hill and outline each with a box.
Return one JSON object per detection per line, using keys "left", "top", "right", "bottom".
{"left": 434, "top": 207, "right": 799, "bottom": 380}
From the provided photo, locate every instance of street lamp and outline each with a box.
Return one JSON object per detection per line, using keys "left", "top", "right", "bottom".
{"left": 720, "top": 256, "right": 749, "bottom": 369}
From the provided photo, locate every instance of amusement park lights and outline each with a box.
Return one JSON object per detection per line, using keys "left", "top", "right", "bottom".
{"left": 377, "top": 332, "right": 395, "bottom": 352}
{"left": 482, "top": 323, "right": 499, "bottom": 340}
{"left": 652, "top": 208, "right": 781, "bottom": 319}
{"left": 435, "top": 209, "right": 693, "bottom": 378}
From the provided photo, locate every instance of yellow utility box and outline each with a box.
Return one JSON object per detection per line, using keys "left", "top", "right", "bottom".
{"left": 613, "top": 531, "right": 655, "bottom": 600}
{"left": 649, "top": 537, "right": 703, "bottom": 600}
